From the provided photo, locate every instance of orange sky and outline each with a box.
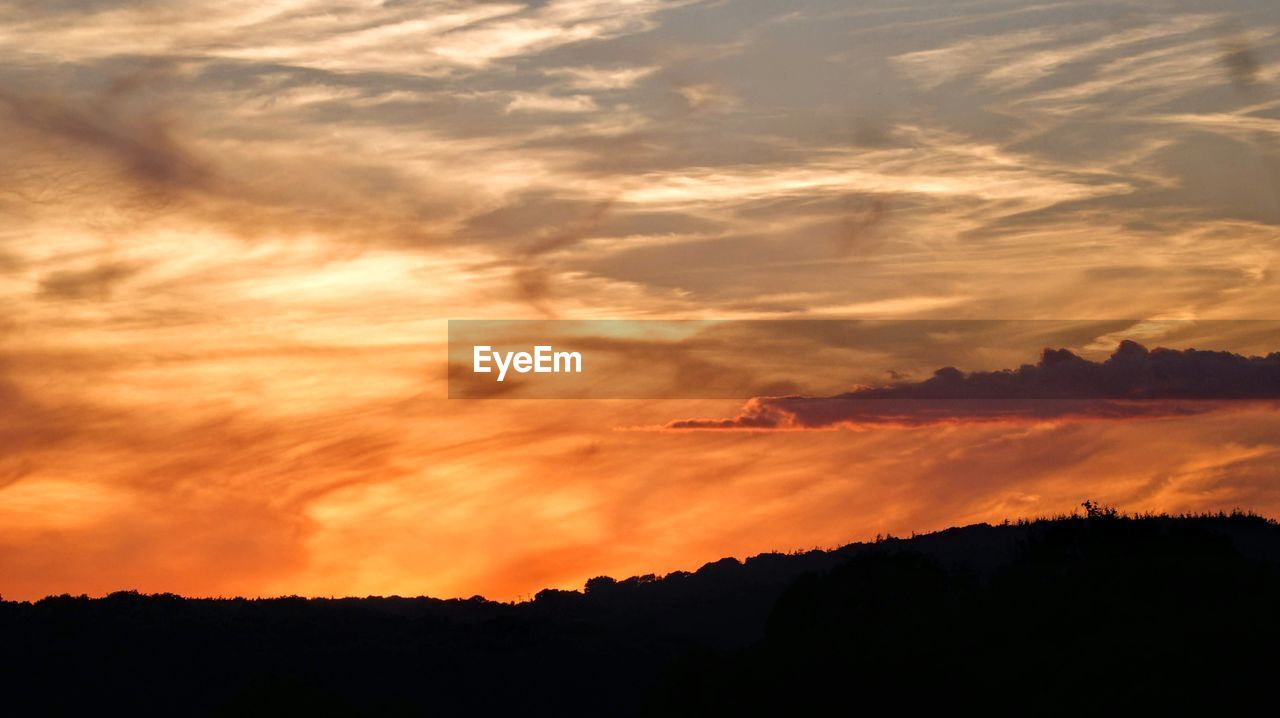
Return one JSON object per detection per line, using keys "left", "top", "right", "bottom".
{"left": 1, "top": 0, "right": 1279, "bottom": 601}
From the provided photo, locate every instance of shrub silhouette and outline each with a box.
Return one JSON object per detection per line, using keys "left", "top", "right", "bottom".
{"left": 1081, "top": 499, "right": 1120, "bottom": 519}
{"left": 3, "top": 511, "right": 1279, "bottom": 716}
{"left": 653, "top": 512, "right": 1280, "bottom": 716}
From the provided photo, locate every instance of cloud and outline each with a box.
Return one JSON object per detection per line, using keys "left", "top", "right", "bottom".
{"left": 666, "top": 341, "right": 1280, "bottom": 430}
{"left": 505, "top": 92, "right": 599, "bottom": 114}
{"left": 546, "top": 65, "right": 659, "bottom": 90}
{"left": 38, "top": 262, "right": 142, "bottom": 300}
{"left": 0, "top": 70, "right": 208, "bottom": 192}
{"left": 1219, "top": 33, "right": 1262, "bottom": 90}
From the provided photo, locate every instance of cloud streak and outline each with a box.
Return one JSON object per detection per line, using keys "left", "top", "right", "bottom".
{"left": 666, "top": 341, "right": 1280, "bottom": 430}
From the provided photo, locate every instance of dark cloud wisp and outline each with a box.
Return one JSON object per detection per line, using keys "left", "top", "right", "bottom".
{"left": 666, "top": 341, "right": 1280, "bottom": 430}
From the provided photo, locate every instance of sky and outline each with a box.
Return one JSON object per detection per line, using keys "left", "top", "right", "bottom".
{"left": 1, "top": 0, "right": 1279, "bottom": 601}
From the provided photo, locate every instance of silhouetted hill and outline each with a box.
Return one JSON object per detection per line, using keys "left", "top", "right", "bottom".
{"left": 5, "top": 510, "right": 1280, "bottom": 716}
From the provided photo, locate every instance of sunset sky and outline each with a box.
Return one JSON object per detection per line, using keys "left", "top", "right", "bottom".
{"left": 2, "top": 0, "right": 1279, "bottom": 602}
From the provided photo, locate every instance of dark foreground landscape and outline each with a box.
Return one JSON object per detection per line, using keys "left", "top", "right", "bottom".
{"left": 5, "top": 507, "right": 1280, "bottom": 716}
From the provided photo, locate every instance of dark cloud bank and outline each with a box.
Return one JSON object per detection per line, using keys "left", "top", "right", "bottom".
{"left": 667, "top": 341, "right": 1280, "bottom": 430}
